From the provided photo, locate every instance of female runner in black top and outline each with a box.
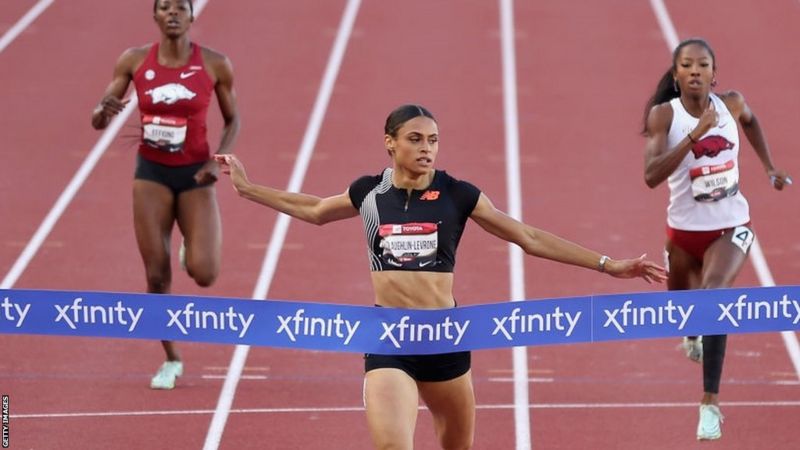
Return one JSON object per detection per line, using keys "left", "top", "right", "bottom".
{"left": 216, "top": 104, "right": 666, "bottom": 449}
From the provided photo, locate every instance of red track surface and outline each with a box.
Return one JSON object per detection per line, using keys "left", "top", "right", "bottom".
{"left": 1, "top": 1, "right": 799, "bottom": 449}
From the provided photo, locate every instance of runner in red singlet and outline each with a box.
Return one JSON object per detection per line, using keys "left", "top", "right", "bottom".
{"left": 91, "top": 0, "right": 240, "bottom": 390}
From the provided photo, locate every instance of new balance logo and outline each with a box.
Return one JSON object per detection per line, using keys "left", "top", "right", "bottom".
{"left": 420, "top": 190, "right": 440, "bottom": 200}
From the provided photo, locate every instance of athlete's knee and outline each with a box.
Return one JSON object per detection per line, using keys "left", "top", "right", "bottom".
{"left": 145, "top": 269, "right": 171, "bottom": 293}
{"left": 435, "top": 418, "right": 474, "bottom": 450}
{"left": 442, "top": 439, "right": 473, "bottom": 450}
{"left": 440, "top": 433, "right": 473, "bottom": 450}
{"left": 189, "top": 265, "right": 218, "bottom": 287}
{"left": 369, "top": 428, "right": 414, "bottom": 450}
{"left": 700, "top": 273, "right": 730, "bottom": 290}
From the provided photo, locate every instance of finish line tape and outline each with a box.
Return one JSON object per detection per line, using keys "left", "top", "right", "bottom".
{"left": 1, "top": 286, "right": 799, "bottom": 354}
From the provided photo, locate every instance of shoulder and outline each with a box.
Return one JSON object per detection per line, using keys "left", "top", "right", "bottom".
{"left": 646, "top": 102, "right": 674, "bottom": 135}
{"left": 117, "top": 45, "right": 150, "bottom": 71}
{"left": 351, "top": 173, "right": 383, "bottom": 190}
{"left": 200, "top": 46, "right": 233, "bottom": 85}
{"left": 439, "top": 171, "right": 479, "bottom": 192}
{"left": 716, "top": 90, "right": 746, "bottom": 116}
{"left": 649, "top": 101, "right": 674, "bottom": 122}
{"left": 200, "top": 46, "right": 233, "bottom": 71}
{"left": 717, "top": 90, "right": 744, "bottom": 103}
{"left": 438, "top": 171, "right": 481, "bottom": 213}
{"left": 348, "top": 171, "right": 386, "bottom": 209}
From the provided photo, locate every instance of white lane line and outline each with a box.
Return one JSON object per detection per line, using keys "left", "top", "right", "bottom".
{"left": 489, "top": 377, "right": 800, "bottom": 385}
{"left": 0, "top": 0, "right": 55, "bottom": 54}
{"left": 202, "top": 374, "right": 268, "bottom": 380}
{"left": 0, "top": 0, "right": 212, "bottom": 289}
{"left": 750, "top": 239, "right": 800, "bottom": 380}
{"left": 14, "top": 399, "right": 800, "bottom": 419}
{"left": 201, "top": 1, "right": 362, "bottom": 449}
{"left": 490, "top": 377, "right": 554, "bottom": 383}
{"left": 647, "top": 0, "right": 679, "bottom": 50}
{"left": 498, "top": 1, "right": 531, "bottom": 449}
{"left": 647, "top": 0, "right": 800, "bottom": 381}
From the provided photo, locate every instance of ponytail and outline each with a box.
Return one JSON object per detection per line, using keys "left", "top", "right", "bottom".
{"left": 641, "top": 69, "right": 678, "bottom": 134}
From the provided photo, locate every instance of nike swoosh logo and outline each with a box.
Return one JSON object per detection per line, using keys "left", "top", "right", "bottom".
{"left": 179, "top": 71, "right": 197, "bottom": 79}
{"left": 419, "top": 260, "right": 435, "bottom": 267}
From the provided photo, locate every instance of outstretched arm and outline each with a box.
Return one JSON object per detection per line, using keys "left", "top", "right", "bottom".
{"left": 723, "top": 91, "right": 791, "bottom": 190}
{"left": 469, "top": 193, "right": 667, "bottom": 283}
{"left": 215, "top": 154, "right": 358, "bottom": 225}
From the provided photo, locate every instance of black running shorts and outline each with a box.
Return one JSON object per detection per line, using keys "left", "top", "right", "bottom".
{"left": 134, "top": 154, "right": 211, "bottom": 195}
{"left": 364, "top": 351, "right": 471, "bottom": 382}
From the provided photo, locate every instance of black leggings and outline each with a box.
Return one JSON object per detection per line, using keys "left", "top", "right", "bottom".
{"left": 702, "top": 334, "right": 727, "bottom": 394}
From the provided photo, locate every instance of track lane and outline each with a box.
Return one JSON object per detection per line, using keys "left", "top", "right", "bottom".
{"left": 222, "top": 1, "right": 521, "bottom": 448}
{"left": 0, "top": 0, "right": 153, "bottom": 278}
{"left": 512, "top": 1, "right": 799, "bottom": 448}
{"left": 3, "top": 0, "right": 799, "bottom": 449}
{"left": 0, "top": 0, "right": 49, "bottom": 53}
{"left": 0, "top": 1, "right": 37, "bottom": 26}
{"left": 2, "top": 1, "right": 349, "bottom": 448}
{"left": 664, "top": 0, "right": 800, "bottom": 284}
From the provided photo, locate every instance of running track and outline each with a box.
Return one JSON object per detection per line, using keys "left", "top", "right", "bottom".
{"left": 1, "top": 1, "right": 798, "bottom": 449}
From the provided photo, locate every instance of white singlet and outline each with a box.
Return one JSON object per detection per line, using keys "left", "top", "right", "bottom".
{"left": 665, "top": 93, "right": 749, "bottom": 231}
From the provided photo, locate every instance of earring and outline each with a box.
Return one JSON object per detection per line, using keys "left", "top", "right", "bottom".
{"left": 711, "top": 79, "right": 718, "bottom": 87}
{"left": 673, "top": 79, "right": 679, "bottom": 92}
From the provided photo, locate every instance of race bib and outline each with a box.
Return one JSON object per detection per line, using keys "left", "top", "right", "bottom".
{"left": 142, "top": 115, "right": 187, "bottom": 153}
{"left": 378, "top": 223, "right": 438, "bottom": 269}
{"left": 689, "top": 160, "right": 739, "bottom": 202}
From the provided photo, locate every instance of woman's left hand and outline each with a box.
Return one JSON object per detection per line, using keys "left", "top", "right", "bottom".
{"left": 194, "top": 159, "right": 221, "bottom": 185}
{"left": 605, "top": 254, "right": 668, "bottom": 284}
{"left": 768, "top": 169, "right": 792, "bottom": 191}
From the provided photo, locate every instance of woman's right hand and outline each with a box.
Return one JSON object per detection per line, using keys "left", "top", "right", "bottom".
{"left": 95, "top": 95, "right": 128, "bottom": 118}
{"left": 691, "top": 101, "right": 719, "bottom": 139}
{"left": 214, "top": 154, "right": 250, "bottom": 193}
{"left": 604, "top": 254, "right": 668, "bottom": 284}
{"left": 92, "top": 95, "right": 129, "bottom": 129}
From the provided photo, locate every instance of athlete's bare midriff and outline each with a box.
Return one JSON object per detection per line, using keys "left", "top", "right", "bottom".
{"left": 370, "top": 271, "right": 455, "bottom": 309}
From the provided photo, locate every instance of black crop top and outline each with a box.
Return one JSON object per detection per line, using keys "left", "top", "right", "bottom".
{"left": 348, "top": 168, "right": 481, "bottom": 272}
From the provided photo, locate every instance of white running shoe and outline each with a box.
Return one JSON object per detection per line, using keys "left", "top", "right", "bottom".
{"left": 150, "top": 361, "right": 184, "bottom": 390}
{"left": 696, "top": 404, "right": 723, "bottom": 440}
{"left": 681, "top": 336, "right": 703, "bottom": 363}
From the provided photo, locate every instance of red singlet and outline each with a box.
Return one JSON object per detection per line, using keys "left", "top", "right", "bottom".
{"left": 133, "top": 42, "right": 214, "bottom": 166}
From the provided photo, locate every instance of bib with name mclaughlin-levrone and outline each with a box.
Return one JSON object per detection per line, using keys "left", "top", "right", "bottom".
{"left": 378, "top": 223, "right": 438, "bottom": 268}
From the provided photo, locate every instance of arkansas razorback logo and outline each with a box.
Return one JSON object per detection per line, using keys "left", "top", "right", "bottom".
{"left": 691, "top": 135, "right": 735, "bottom": 159}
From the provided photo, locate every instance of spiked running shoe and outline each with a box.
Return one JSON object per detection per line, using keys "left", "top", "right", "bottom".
{"left": 696, "top": 404, "right": 724, "bottom": 440}
{"left": 150, "top": 361, "right": 184, "bottom": 390}
{"left": 681, "top": 336, "right": 703, "bottom": 363}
